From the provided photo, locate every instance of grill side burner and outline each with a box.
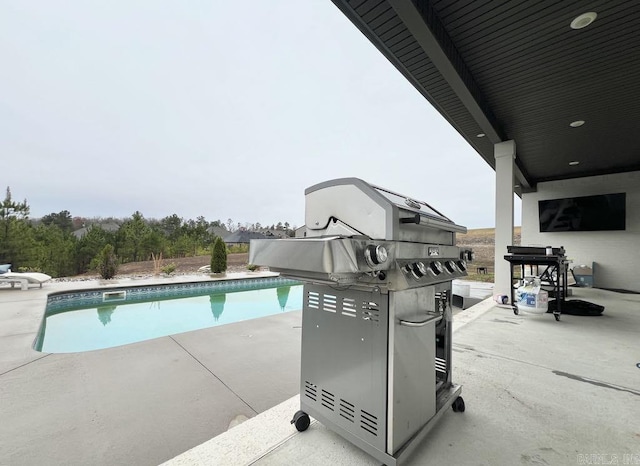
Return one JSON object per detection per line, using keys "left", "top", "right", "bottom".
{"left": 249, "top": 178, "right": 471, "bottom": 465}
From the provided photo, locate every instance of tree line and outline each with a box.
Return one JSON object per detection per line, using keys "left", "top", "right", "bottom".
{"left": 0, "top": 187, "right": 295, "bottom": 278}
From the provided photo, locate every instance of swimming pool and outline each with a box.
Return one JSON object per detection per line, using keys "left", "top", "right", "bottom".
{"left": 35, "top": 277, "right": 302, "bottom": 353}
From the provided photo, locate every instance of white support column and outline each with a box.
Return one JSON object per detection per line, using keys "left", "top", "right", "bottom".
{"left": 494, "top": 140, "right": 515, "bottom": 299}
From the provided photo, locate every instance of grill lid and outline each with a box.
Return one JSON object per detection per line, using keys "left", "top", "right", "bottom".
{"left": 369, "top": 185, "right": 446, "bottom": 220}
{"left": 304, "top": 178, "right": 466, "bottom": 243}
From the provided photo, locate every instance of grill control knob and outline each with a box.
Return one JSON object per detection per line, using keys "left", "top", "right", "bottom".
{"left": 429, "top": 261, "right": 443, "bottom": 275}
{"left": 411, "top": 262, "right": 427, "bottom": 280}
{"left": 456, "top": 260, "right": 467, "bottom": 272}
{"left": 365, "top": 245, "right": 388, "bottom": 267}
{"left": 444, "top": 261, "right": 457, "bottom": 274}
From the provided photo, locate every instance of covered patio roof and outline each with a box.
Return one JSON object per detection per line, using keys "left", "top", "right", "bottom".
{"left": 331, "top": 0, "right": 640, "bottom": 193}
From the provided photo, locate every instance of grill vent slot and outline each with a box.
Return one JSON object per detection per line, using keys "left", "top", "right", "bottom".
{"left": 339, "top": 398, "right": 355, "bottom": 423}
{"left": 307, "top": 291, "right": 320, "bottom": 310}
{"left": 307, "top": 290, "right": 383, "bottom": 322}
{"left": 362, "top": 301, "right": 380, "bottom": 323}
{"left": 304, "top": 381, "right": 317, "bottom": 401}
{"left": 323, "top": 294, "right": 337, "bottom": 313}
{"left": 360, "top": 409, "right": 378, "bottom": 436}
{"left": 342, "top": 298, "right": 357, "bottom": 318}
{"left": 435, "top": 357, "right": 447, "bottom": 374}
{"left": 321, "top": 389, "right": 335, "bottom": 411}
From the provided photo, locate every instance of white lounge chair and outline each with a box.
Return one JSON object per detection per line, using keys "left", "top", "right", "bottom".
{"left": 0, "top": 270, "right": 52, "bottom": 290}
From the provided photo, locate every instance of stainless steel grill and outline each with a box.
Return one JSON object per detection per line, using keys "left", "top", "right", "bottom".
{"left": 250, "top": 178, "right": 471, "bottom": 465}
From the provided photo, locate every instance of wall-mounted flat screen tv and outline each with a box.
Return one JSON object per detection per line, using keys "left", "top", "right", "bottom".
{"left": 539, "top": 193, "right": 626, "bottom": 232}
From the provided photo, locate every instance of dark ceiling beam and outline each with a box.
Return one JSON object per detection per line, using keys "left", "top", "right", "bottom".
{"left": 329, "top": 1, "right": 476, "bottom": 142}
{"left": 388, "top": 0, "right": 501, "bottom": 142}
{"left": 330, "top": 0, "right": 533, "bottom": 189}
{"left": 387, "top": 0, "right": 532, "bottom": 190}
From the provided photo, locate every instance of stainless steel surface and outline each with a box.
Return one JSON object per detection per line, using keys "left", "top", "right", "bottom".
{"left": 250, "top": 237, "right": 468, "bottom": 290}
{"left": 399, "top": 315, "right": 440, "bottom": 327}
{"left": 303, "top": 178, "right": 466, "bottom": 242}
{"left": 250, "top": 236, "right": 364, "bottom": 275}
{"left": 299, "top": 382, "right": 462, "bottom": 466}
{"left": 300, "top": 284, "right": 389, "bottom": 452}
{"left": 250, "top": 178, "right": 471, "bottom": 291}
{"left": 300, "top": 283, "right": 444, "bottom": 458}
{"left": 251, "top": 178, "right": 467, "bottom": 465}
{"left": 387, "top": 287, "right": 438, "bottom": 453}
{"left": 393, "top": 383, "right": 462, "bottom": 465}
{"left": 390, "top": 318, "right": 436, "bottom": 452}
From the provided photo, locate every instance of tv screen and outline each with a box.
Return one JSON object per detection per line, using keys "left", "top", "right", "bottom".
{"left": 539, "top": 193, "right": 626, "bottom": 232}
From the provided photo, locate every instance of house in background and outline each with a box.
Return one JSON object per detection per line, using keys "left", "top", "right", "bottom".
{"left": 72, "top": 222, "right": 121, "bottom": 239}
{"left": 207, "top": 226, "right": 231, "bottom": 240}
{"left": 223, "top": 230, "right": 268, "bottom": 247}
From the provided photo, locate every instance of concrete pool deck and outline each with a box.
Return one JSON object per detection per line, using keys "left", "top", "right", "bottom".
{"left": 2, "top": 275, "right": 638, "bottom": 465}
{"left": 1, "top": 272, "right": 302, "bottom": 465}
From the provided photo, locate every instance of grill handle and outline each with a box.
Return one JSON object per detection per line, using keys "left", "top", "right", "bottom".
{"left": 400, "top": 215, "right": 421, "bottom": 224}
{"left": 399, "top": 314, "right": 440, "bottom": 327}
{"left": 399, "top": 214, "right": 467, "bottom": 233}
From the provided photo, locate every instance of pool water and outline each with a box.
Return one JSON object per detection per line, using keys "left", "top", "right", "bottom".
{"left": 36, "top": 284, "right": 303, "bottom": 353}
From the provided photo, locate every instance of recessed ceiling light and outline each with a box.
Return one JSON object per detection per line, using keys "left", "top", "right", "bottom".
{"left": 570, "top": 120, "right": 585, "bottom": 127}
{"left": 514, "top": 184, "right": 521, "bottom": 188}
{"left": 476, "top": 133, "right": 485, "bottom": 138}
{"left": 569, "top": 161, "right": 580, "bottom": 166}
{"left": 571, "top": 12, "right": 597, "bottom": 30}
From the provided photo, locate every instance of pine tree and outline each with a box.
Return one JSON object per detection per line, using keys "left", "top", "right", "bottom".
{"left": 0, "top": 187, "right": 31, "bottom": 266}
{"left": 93, "top": 244, "right": 118, "bottom": 279}
{"left": 210, "top": 237, "right": 227, "bottom": 273}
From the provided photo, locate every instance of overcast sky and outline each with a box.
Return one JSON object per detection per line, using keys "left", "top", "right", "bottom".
{"left": 1, "top": 1, "right": 520, "bottom": 229}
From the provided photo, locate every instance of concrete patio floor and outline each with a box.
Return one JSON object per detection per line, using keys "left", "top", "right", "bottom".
{"left": 164, "top": 286, "right": 640, "bottom": 466}
{"left": 2, "top": 277, "right": 638, "bottom": 465}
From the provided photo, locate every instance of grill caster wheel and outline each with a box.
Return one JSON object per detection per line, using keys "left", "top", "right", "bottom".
{"left": 291, "top": 410, "right": 310, "bottom": 432}
{"left": 513, "top": 306, "right": 519, "bottom": 316}
{"left": 554, "top": 313, "right": 561, "bottom": 321}
{"left": 452, "top": 396, "right": 465, "bottom": 413}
